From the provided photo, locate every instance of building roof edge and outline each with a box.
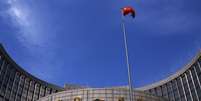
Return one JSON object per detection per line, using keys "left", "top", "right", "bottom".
{"left": 0, "top": 44, "right": 64, "bottom": 90}
{"left": 136, "top": 50, "right": 201, "bottom": 91}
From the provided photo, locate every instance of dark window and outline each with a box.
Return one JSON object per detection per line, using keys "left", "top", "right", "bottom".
{"left": 198, "top": 58, "right": 201, "bottom": 69}
{"left": 4, "top": 68, "right": 16, "bottom": 99}
{"left": 192, "top": 66, "right": 201, "bottom": 100}
{"left": 0, "top": 56, "right": 3, "bottom": 71}
{"left": 195, "top": 63, "right": 201, "bottom": 80}
{"left": 0, "top": 64, "right": 11, "bottom": 96}
{"left": 9, "top": 72, "right": 20, "bottom": 101}
{"left": 27, "top": 81, "right": 35, "bottom": 101}
{"left": 15, "top": 75, "right": 25, "bottom": 101}
{"left": 172, "top": 79, "right": 180, "bottom": 101}
{"left": 0, "top": 61, "right": 7, "bottom": 90}
{"left": 150, "top": 88, "right": 156, "bottom": 95}
{"left": 187, "top": 70, "right": 198, "bottom": 100}
{"left": 33, "top": 83, "right": 40, "bottom": 100}
{"left": 182, "top": 74, "right": 191, "bottom": 101}
{"left": 45, "top": 87, "right": 51, "bottom": 96}
{"left": 167, "top": 82, "right": 174, "bottom": 101}
{"left": 21, "top": 78, "right": 30, "bottom": 101}
{"left": 177, "top": 77, "right": 185, "bottom": 100}
{"left": 39, "top": 86, "right": 45, "bottom": 97}
{"left": 162, "top": 84, "right": 168, "bottom": 99}
{"left": 156, "top": 86, "right": 162, "bottom": 96}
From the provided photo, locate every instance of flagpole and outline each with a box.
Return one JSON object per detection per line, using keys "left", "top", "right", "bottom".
{"left": 121, "top": 14, "right": 134, "bottom": 101}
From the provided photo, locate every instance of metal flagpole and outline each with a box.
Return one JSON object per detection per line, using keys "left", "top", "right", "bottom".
{"left": 121, "top": 14, "right": 134, "bottom": 101}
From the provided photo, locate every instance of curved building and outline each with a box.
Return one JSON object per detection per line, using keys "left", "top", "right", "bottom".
{"left": 137, "top": 51, "right": 201, "bottom": 101}
{"left": 1, "top": 43, "right": 201, "bottom": 101}
{"left": 37, "top": 87, "right": 167, "bottom": 101}
{"left": 0, "top": 44, "right": 63, "bottom": 101}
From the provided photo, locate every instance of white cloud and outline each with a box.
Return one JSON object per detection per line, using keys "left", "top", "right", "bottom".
{"left": 9, "top": 6, "right": 29, "bottom": 26}
{"left": 7, "top": 0, "right": 16, "bottom": 4}
{"left": 1, "top": 0, "right": 62, "bottom": 81}
{"left": 3, "top": 0, "right": 47, "bottom": 48}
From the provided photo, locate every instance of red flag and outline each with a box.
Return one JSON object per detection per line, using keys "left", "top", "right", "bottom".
{"left": 122, "top": 6, "right": 135, "bottom": 18}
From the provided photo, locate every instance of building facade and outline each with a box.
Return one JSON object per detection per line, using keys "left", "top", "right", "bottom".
{"left": 1, "top": 43, "right": 201, "bottom": 101}
{"left": 0, "top": 44, "right": 63, "bottom": 101}
{"left": 137, "top": 51, "right": 201, "bottom": 101}
{"left": 37, "top": 88, "right": 167, "bottom": 101}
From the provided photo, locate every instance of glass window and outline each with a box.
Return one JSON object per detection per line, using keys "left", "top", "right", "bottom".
{"left": 33, "top": 83, "right": 40, "bottom": 100}
{"left": 5, "top": 68, "right": 16, "bottom": 99}
{"left": 0, "top": 64, "right": 11, "bottom": 96}
{"left": 167, "top": 82, "right": 174, "bottom": 101}
{"left": 40, "top": 86, "right": 45, "bottom": 97}
{"left": 195, "top": 63, "right": 201, "bottom": 76}
{"left": 192, "top": 66, "right": 201, "bottom": 100}
{"left": 182, "top": 74, "right": 191, "bottom": 101}
{"left": 9, "top": 72, "right": 20, "bottom": 101}
{"left": 45, "top": 87, "right": 51, "bottom": 96}
{"left": 198, "top": 59, "right": 201, "bottom": 69}
{"left": 0, "top": 57, "right": 3, "bottom": 73}
{"left": 0, "top": 61, "right": 7, "bottom": 88}
{"left": 162, "top": 84, "right": 168, "bottom": 98}
{"left": 177, "top": 77, "right": 185, "bottom": 100}
{"left": 156, "top": 86, "right": 162, "bottom": 96}
{"left": 187, "top": 70, "right": 197, "bottom": 100}
{"left": 150, "top": 88, "right": 156, "bottom": 95}
{"left": 172, "top": 79, "right": 180, "bottom": 100}
{"left": 27, "top": 81, "right": 35, "bottom": 101}
{"left": 197, "top": 62, "right": 201, "bottom": 85}
{"left": 15, "top": 75, "right": 25, "bottom": 101}
{"left": 21, "top": 78, "right": 30, "bottom": 101}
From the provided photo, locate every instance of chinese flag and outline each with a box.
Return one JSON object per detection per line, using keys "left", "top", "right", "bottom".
{"left": 122, "top": 6, "right": 135, "bottom": 18}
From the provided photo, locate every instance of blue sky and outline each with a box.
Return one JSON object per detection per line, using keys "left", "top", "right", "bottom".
{"left": 0, "top": 0, "right": 200, "bottom": 88}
